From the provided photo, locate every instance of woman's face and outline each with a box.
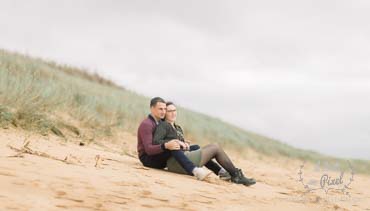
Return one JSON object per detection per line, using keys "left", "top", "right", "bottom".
{"left": 165, "top": 104, "right": 177, "bottom": 123}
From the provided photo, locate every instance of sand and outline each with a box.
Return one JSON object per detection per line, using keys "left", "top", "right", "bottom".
{"left": 0, "top": 128, "right": 369, "bottom": 210}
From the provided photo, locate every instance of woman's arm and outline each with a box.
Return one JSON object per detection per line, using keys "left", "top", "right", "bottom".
{"left": 175, "top": 125, "right": 190, "bottom": 150}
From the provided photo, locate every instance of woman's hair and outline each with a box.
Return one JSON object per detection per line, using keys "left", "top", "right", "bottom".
{"left": 162, "top": 102, "right": 176, "bottom": 121}
{"left": 166, "top": 101, "right": 175, "bottom": 107}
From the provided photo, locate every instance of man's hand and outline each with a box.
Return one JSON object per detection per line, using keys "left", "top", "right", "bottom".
{"left": 184, "top": 142, "right": 190, "bottom": 151}
{"left": 185, "top": 139, "right": 191, "bottom": 144}
{"left": 164, "top": 139, "right": 181, "bottom": 150}
{"left": 178, "top": 141, "right": 190, "bottom": 151}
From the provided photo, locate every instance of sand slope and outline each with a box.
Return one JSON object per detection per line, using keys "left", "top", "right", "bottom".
{"left": 0, "top": 128, "right": 369, "bottom": 211}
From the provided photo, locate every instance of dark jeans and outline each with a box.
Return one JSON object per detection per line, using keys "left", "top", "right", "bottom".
{"left": 140, "top": 144, "right": 222, "bottom": 176}
{"left": 140, "top": 147, "right": 196, "bottom": 175}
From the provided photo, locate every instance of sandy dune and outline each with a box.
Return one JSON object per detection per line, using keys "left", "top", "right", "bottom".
{"left": 0, "top": 128, "right": 369, "bottom": 210}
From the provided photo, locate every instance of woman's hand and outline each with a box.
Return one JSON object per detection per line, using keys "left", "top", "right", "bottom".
{"left": 164, "top": 140, "right": 181, "bottom": 150}
{"left": 178, "top": 141, "right": 190, "bottom": 151}
{"left": 185, "top": 139, "right": 191, "bottom": 144}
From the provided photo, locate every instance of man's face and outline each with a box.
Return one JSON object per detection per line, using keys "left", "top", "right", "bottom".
{"left": 151, "top": 102, "right": 166, "bottom": 120}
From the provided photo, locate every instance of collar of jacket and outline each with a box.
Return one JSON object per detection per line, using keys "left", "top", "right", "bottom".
{"left": 148, "top": 114, "right": 161, "bottom": 125}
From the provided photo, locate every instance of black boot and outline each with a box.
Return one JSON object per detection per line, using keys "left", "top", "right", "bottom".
{"left": 231, "top": 168, "right": 256, "bottom": 186}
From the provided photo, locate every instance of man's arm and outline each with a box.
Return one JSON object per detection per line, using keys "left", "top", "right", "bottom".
{"left": 139, "top": 122, "right": 165, "bottom": 155}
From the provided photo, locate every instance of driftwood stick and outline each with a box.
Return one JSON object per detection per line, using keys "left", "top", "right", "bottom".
{"left": 7, "top": 144, "right": 80, "bottom": 165}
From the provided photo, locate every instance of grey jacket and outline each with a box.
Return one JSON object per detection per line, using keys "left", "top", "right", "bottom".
{"left": 153, "top": 121, "right": 185, "bottom": 145}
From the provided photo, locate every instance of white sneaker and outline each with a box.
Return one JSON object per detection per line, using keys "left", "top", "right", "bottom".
{"left": 192, "top": 167, "right": 212, "bottom": 181}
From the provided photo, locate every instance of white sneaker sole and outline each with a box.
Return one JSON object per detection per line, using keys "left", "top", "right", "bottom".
{"left": 197, "top": 171, "right": 212, "bottom": 181}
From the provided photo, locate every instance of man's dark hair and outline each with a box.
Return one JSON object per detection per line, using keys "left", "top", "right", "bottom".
{"left": 150, "top": 97, "right": 166, "bottom": 107}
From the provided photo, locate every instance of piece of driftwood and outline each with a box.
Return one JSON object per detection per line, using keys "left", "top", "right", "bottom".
{"left": 7, "top": 140, "right": 81, "bottom": 165}
{"left": 95, "top": 154, "right": 104, "bottom": 168}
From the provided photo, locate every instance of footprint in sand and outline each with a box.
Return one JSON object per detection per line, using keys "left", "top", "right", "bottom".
{"left": 199, "top": 194, "right": 217, "bottom": 200}
{"left": 106, "top": 193, "right": 133, "bottom": 202}
{"left": 61, "top": 197, "right": 84, "bottom": 203}
{"left": 113, "top": 181, "right": 132, "bottom": 187}
{"left": 141, "top": 190, "right": 152, "bottom": 196}
{"left": 12, "top": 181, "right": 25, "bottom": 186}
{"left": 54, "top": 190, "right": 84, "bottom": 203}
{"left": 105, "top": 199, "right": 128, "bottom": 205}
{"left": 56, "top": 191, "right": 67, "bottom": 196}
{"left": 55, "top": 204, "right": 68, "bottom": 209}
{"left": 20, "top": 160, "right": 36, "bottom": 166}
{"left": 141, "top": 204, "right": 155, "bottom": 208}
{"left": 109, "top": 190, "right": 134, "bottom": 200}
{"left": 29, "top": 180, "right": 41, "bottom": 188}
{"left": 0, "top": 171, "right": 16, "bottom": 177}
{"left": 101, "top": 194, "right": 131, "bottom": 208}
{"left": 94, "top": 203, "right": 103, "bottom": 209}
{"left": 154, "top": 180, "right": 174, "bottom": 188}
{"left": 193, "top": 199, "right": 213, "bottom": 204}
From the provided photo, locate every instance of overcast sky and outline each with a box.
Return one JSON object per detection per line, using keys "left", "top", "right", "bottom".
{"left": 1, "top": 0, "right": 369, "bottom": 159}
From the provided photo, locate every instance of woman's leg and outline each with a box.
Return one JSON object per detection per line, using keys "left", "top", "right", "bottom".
{"left": 190, "top": 144, "right": 221, "bottom": 175}
{"left": 198, "top": 144, "right": 256, "bottom": 186}
{"left": 198, "top": 144, "right": 237, "bottom": 177}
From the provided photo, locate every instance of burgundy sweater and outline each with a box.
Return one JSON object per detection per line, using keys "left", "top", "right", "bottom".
{"left": 137, "top": 115, "right": 165, "bottom": 157}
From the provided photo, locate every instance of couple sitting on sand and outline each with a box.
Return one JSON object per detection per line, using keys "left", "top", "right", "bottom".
{"left": 137, "top": 97, "right": 256, "bottom": 186}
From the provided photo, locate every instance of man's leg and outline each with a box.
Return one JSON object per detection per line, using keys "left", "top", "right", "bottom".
{"left": 140, "top": 151, "right": 171, "bottom": 169}
{"left": 140, "top": 149, "right": 198, "bottom": 175}
{"left": 169, "top": 150, "right": 196, "bottom": 175}
{"left": 169, "top": 149, "right": 211, "bottom": 180}
{"left": 190, "top": 145, "right": 221, "bottom": 175}
{"left": 141, "top": 148, "right": 210, "bottom": 180}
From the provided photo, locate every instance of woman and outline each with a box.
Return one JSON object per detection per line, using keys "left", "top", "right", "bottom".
{"left": 153, "top": 102, "right": 256, "bottom": 186}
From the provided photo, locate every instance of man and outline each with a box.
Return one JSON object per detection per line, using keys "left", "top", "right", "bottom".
{"left": 137, "top": 97, "right": 210, "bottom": 180}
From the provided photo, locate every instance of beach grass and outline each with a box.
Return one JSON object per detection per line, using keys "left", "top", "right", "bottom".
{"left": 1, "top": 49, "right": 369, "bottom": 174}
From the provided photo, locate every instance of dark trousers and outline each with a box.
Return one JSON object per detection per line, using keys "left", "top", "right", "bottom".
{"left": 140, "top": 144, "right": 222, "bottom": 176}
{"left": 140, "top": 148, "right": 196, "bottom": 175}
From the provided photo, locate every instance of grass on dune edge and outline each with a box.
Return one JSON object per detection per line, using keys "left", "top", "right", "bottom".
{"left": 1, "top": 48, "right": 369, "bottom": 175}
